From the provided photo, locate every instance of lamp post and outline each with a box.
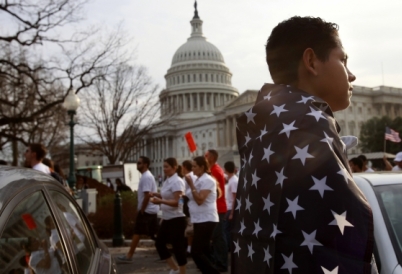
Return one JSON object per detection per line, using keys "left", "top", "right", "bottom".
{"left": 63, "top": 89, "right": 80, "bottom": 192}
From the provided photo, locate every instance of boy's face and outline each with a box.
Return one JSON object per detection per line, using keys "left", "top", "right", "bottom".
{"left": 314, "top": 38, "right": 356, "bottom": 112}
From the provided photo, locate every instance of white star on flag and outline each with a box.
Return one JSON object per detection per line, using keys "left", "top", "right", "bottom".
{"left": 310, "top": 176, "right": 333, "bottom": 198}
{"left": 262, "top": 193, "right": 274, "bottom": 215}
{"left": 306, "top": 106, "right": 327, "bottom": 122}
{"left": 337, "top": 164, "right": 349, "bottom": 184}
{"left": 247, "top": 242, "right": 255, "bottom": 261}
{"left": 251, "top": 170, "right": 260, "bottom": 189}
{"left": 244, "top": 132, "right": 251, "bottom": 147}
{"left": 329, "top": 210, "right": 354, "bottom": 235}
{"left": 285, "top": 196, "right": 304, "bottom": 219}
{"left": 270, "top": 223, "right": 282, "bottom": 239}
{"left": 245, "top": 108, "right": 257, "bottom": 124}
{"left": 263, "top": 91, "right": 272, "bottom": 100}
{"left": 275, "top": 167, "right": 287, "bottom": 188}
{"left": 279, "top": 121, "right": 298, "bottom": 138}
{"left": 258, "top": 125, "right": 268, "bottom": 141}
{"left": 233, "top": 240, "right": 241, "bottom": 256}
{"left": 281, "top": 253, "right": 298, "bottom": 274}
{"left": 297, "top": 95, "right": 314, "bottom": 104}
{"left": 235, "top": 198, "right": 241, "bottom": 212}
{"left": 320, "top": 131, "right": 334, "bottom": 149}
{"left": 262, "top": 143, "right": 274, "bottom": 163}
{"left": 270, "top": 104, "right": 288, "bottom": 117}
{"left": 321, "top": 266, "right": 338, "bottom": 274}
{"left": 301, "top": 230, "right": 322, "bottom": 254}
{"left": 263, "top": 246, "right": 272, "bottom": 267}
{"left": 318, "top": 104, "right": 329, "bottom": 112}
{"left": 241, "top": 155, "right": 247, "bottom": 168}
{"left": 252, "top": 219, "right": 262, "bottom": 238}
{"left": 245, "top": 195, "right": 253, "bottom": 213}
{"left": 243, "top": 175, "right": 247, "bottom": 190}
{"left": 248, "top": 149, "right": 254, "bottom": 165}
{"left": 292, "top": 145, "right": 314, "bottom": 165}
{"left": 239, "top": 219, "right": 246, "bottom": 235}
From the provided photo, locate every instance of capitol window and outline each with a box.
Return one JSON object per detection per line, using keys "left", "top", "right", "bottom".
{"left": 188, "top": 75, "right": 190, "bottom": 82}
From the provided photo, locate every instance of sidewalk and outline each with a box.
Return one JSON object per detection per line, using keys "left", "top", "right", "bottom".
{"left": 104, "top": 239, "right": 202, "bottom": 274}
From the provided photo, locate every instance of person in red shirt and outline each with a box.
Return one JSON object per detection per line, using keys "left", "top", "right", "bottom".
{"left": 205, "top": 149, "right": 228, "bottom": 272}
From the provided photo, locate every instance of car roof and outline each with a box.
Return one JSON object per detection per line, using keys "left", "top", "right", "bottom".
{"left": 0, "top": 166, "right": 62, "bottom": 205}
{"left": 353, "top": 172, "right": 402, "bottom": 186}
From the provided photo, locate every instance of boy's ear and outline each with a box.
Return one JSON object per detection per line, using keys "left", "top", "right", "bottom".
{"left": 301, "top": 48, "right": 319, "bottom": 76}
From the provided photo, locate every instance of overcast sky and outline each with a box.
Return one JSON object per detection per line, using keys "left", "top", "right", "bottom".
{"left": 84, "top": 0, "right": 402, "bottom": 93}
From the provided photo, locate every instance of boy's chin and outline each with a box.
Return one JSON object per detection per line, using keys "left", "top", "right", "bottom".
{"left": 332, "top": 100, "right": 350, "bottom": 112}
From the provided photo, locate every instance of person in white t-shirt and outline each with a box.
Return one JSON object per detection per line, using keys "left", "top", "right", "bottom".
{"left": 181, "top": 160, "right": 197, "bottom": 255}
{"left": 223, "top": 161, "right": 238, "bottom": 252}
{"left": 184, "top": 156, "right": 219, "bottom": 274}
{"left": 24, "top": 143, "right": 50, "bottom": 174}
{"left": 118, "top": 156, "right": 159, "bottom": 263}
{"left": 150, "top": 157, "right": 187, "bottom": 274}
{"left": 391, "top": 152, "right": 402, "bottom": 171}
{"left": 358, "top": 155, "right": 375, "bottom": 172}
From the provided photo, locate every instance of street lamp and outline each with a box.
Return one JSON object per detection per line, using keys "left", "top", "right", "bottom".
{"left": 63, "top": 89, "right": 80, "bottom": 191}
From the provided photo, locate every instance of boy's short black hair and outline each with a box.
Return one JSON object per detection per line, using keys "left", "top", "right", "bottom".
{"left": 29, "top": 143, "right": 47, "bottom": 161}
{"left": 224, "top": 161, "right": 235, "bottom": 173}
{"left": 349, "top": 157, "right": 363, "bottom": 170}
{"left": 139, "top": 156, "right": 151, "bottom": 168}
{"left": 357, "top": 155, "right": 367, "bottom": 162}
{"left": 266, "top": 16, "right": 339, "bottom": 85}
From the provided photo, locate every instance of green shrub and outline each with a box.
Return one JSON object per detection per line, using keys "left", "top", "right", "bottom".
{"left": 88, "top": 191, "right": 138, "bottom": 239}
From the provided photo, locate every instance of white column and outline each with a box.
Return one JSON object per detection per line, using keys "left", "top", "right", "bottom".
{"left": 216, "top": 122, "right": 220, "bottom": 147}
{"left": 190, "top": 94, "right": 194, "bottom": 111}
{"left": 225, "top": 118, "right": 230, "bottom": 148}
{"left": 232, "top": 116, "right": 237, "bottom": 147}
{"left": 197, "top": 93, "right": 200, "bottom": 111}
{"left": 165, "top": 137, "right": 169, "bottom": 157}
{"left": 204, "top": 93, "right": 207, "bottom": 111}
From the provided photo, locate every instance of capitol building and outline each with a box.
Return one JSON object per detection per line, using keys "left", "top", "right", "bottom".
{"left": 128, "top": 5, "right": 402, "bottom": 177}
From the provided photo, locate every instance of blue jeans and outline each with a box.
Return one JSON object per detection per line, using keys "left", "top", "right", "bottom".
{"left": 211, "top": 213, "right": 228, "bottom": 270}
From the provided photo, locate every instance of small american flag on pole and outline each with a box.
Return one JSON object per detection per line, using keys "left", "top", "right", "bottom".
{"left": 385, "top": 127, "right": 401, "bottom": 143}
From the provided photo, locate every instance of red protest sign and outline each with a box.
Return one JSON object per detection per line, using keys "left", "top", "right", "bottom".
{"left": 21, "top": 213, "right": 37, "bottom": 230}
{"left": 185, "top": 132, "right": 197, "bottom": 153}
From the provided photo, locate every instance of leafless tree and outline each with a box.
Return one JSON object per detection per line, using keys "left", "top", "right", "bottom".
{"left": 0, "top": 0, "right": 131, "bottom": 163}
{"left": 79, "top": 64, "right": 172, "bottom": 164}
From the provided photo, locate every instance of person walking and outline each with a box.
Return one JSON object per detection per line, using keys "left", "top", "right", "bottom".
{"left": 117, "top": 156, "right": 159, "bottom": 263}
{"left": 204, "top": 149, "right": 228, "bottom": 272}
{"left": 184, "top": 156, "right": 220, "bottom": 274}
{"left": 150, "top": 158, "right": 187, "bottom": 274}
{"left": 182, "top": 160, "right": 197, "bottom": 255}
{"left": 223, "top": 161, "right": 238, "bottom": 252}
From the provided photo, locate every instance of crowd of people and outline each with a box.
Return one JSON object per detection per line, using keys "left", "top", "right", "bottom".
{"left": 117, "top": 150, "right": 238, "bottom": 274}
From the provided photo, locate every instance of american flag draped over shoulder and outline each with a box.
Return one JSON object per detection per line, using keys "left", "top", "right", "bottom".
{"left": 385, "top": 127, "right": 401, "bottom": 143}
{"left": 231, "top": 84, "right": 374, "bottom": 274}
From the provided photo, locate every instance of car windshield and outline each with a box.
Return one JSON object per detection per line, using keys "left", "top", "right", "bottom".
{"left": 376, "top": 184, "right": 402, "bottom": 256}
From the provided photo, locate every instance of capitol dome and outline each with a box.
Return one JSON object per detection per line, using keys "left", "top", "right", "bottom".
{"left": 160, "top": 3, "right": 238, "bottom": 120}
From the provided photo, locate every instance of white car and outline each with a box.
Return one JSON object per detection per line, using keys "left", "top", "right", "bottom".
{"left": 354, "top": 172, "right": 402, "bottom": 274}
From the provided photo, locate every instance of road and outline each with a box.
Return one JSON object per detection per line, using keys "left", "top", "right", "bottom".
{"left": 108, "top": 244, "right": 200, "bottom": 273}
